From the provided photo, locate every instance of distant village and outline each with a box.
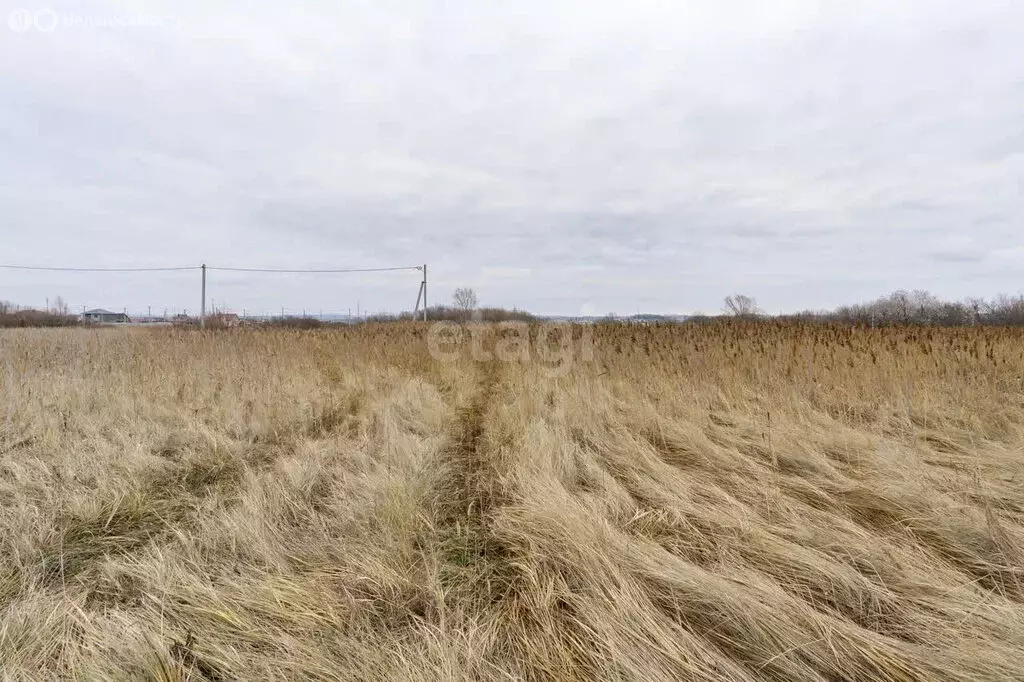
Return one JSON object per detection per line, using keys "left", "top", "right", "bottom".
{"left": 80, "top": 308, "right": 243, "bottom": 326}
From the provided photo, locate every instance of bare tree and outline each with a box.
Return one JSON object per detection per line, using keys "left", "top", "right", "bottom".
{"left": 52, "top": 296, "right": 69, "bottom": 316}
{"left": 724, "top": 294, "right": 759, "bottom": 318}
{"left": 965, "top": 297, "right": 985, "bottom": 326}
{"left": 452, "top": 287, "right": 478, "bottom": 320}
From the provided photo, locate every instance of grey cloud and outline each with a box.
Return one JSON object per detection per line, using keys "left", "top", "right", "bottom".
{"left": 2, "top": 0, "right": 1024, "bottom": 315}
{"left": 930, "top": 251, "right": 987, "bottom": 264}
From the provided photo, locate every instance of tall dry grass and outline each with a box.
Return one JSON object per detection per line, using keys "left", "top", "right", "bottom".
{"left": 1, "top": 322, "right": 1023, "bottom": 680}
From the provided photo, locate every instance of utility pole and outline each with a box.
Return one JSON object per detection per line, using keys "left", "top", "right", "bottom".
{"left": 413, "top": 264, "right": 429, "bottom": 321}
{"left": 200, "top": 264, "right": 207, "bottom": 328}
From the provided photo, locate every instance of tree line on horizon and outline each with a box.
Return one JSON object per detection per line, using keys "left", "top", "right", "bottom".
{"left": 721, "top": 289, "right": 1024, "bottom": 327}
{"left": 4, "top": 288, "right": 1024, "bottom": 328}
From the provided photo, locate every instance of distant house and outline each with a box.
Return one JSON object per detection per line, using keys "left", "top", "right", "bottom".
{"left": 629, "top": 314, "right": 672, "bottom": 325}
{"left": 81, "top": 309, "right": 130, "bottom": 324}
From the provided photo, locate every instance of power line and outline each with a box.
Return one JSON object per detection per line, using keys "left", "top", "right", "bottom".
{"left": 0, "top": 264, "right": 422, "bottom": 273}
{"left": 206, "top": 265, "right": 422, "bottom": 273}
{"left": 0, "top": 264, "right": 199, "bottom": 272}
{"left": 1, "top": 261, "right": 429, "bottom": 321}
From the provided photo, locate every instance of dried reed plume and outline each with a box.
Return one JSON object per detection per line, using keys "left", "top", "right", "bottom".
{"left": 1, "top": 322, "right": 1023, "bottom": 680}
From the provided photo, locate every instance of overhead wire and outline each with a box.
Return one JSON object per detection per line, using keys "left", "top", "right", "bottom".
{"left": 0, "top": 264, "right": 422, "bottom": 273}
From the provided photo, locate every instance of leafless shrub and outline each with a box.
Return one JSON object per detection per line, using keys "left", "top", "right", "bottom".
{"left": 0, "top": 303, "right": 78, "bottom": 327}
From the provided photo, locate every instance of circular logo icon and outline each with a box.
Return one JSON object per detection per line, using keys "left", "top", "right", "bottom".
{"left": 34, "top": 7, "right": 58, "bottom": 32}
{"left": 7, "top": 7, "right": 33, "bottom": 31}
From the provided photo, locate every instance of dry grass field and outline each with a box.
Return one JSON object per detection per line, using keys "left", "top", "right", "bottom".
{"left": 2, "top": 322, "right": 1024, "bottom": 680}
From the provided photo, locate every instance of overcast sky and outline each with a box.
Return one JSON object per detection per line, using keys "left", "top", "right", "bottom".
{"left": 2, "top": 1, "right": 1022, "bottom": 316}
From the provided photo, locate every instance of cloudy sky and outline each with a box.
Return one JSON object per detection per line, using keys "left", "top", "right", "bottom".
{"left": 2, "top": 1, "right": 1022, "bottom": 316}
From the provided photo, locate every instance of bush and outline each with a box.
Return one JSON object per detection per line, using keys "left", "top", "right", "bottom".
{"left": 0, "top": 303, "right": 79, "bottom": 328}
{"left": 263, "top": 316, "right": 323, "bottom": 329}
